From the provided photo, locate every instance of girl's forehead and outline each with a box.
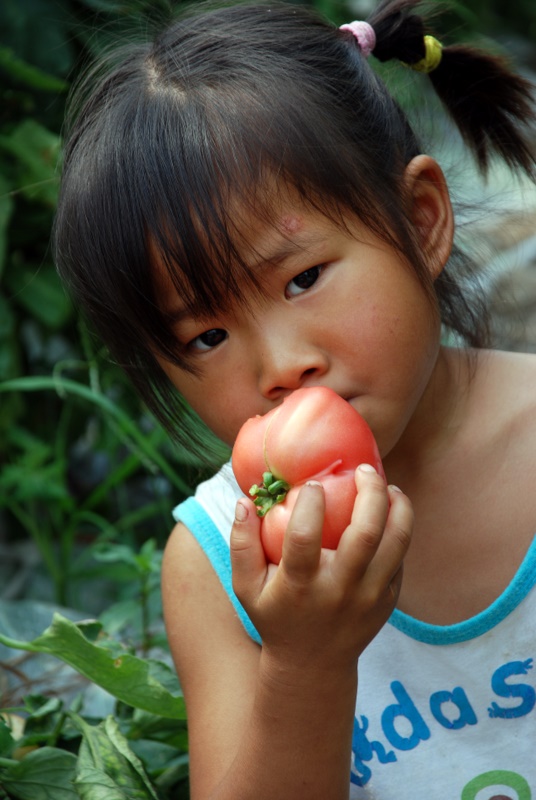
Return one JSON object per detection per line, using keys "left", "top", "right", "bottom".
{"left": 243, "top": 213, "right": 316, "bottom": 266}
{"left": 149, "top": 187, "right": 345, "bottom": 317}
{"left": 279, "top": 214, "right": 305, "bottom": 236}
{"left": 232, "top": 183, "right": 339, "bottom": 262}
{"left": 226, "top": 186, "right": 332, "bottom": 263}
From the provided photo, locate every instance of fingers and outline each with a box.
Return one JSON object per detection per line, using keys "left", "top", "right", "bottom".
{"left": 336, "top": 466, "right": 413, "bottom": 586}
{"left": 231, "top": 481, "right": 326, "bottom": 607}
{"left": 230, "top": 497, "right": 267, "bottom": 604}
{"left": 336, "top": 464, "right": 389, "bottom": 572}
{"left": 231, "top": 466, "right": 413, "bottom": 622}
{"left": 370, "top": 484, "right": 413, "bottom": 587}
{"left": 280, "top": 481, "right": 324, "bottom": 579}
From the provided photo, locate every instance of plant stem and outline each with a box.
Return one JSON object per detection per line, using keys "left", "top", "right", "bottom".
{"left": 0, "top": 377, "right": 192, "bottom": 495}
{"left": 0, "top": 757, "right": 18, "bottom": 767}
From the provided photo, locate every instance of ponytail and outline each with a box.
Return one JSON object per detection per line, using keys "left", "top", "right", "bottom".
{"left": 344, "top": 0, "right": 535, "bottom": 177}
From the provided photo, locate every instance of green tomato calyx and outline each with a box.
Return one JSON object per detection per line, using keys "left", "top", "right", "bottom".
{"left": 249, "top": 472, "right": 291, "bottom": 517}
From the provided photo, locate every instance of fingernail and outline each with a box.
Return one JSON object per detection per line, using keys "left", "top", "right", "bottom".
{"left": 235, "top": 500, "right": 248, "bottom": 522}
{"left": 305, "top": 480, "right": 323, "bottom": 488}
{"left": 358, "top": 463, "right": 376, "bottom": 473}
{"left": 388, "top": 484, "right": 402, "bottom": 493}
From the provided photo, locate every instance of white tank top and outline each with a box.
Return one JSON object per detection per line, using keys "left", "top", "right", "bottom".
{"left": 174, "top": 462, "right": 536, "bottom": 800}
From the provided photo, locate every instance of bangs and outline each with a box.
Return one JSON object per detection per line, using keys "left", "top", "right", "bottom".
{"left": 55, "top": 4, "right": 417, "bottom": 371}
{"left": 54, "top": 2, "right": 436, "bottom": 438}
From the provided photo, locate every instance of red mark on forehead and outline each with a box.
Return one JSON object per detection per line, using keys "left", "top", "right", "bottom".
{"left": 279, "top": 215, "right": 304, "bottom": 235}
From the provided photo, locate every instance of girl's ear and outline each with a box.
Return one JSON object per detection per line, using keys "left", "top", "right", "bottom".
{"left": 404, "top": 155, "right": 454, "bottom": 280}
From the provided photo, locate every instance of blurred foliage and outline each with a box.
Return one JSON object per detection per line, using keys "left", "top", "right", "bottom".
{"left": 0, "top": 0, "right": 531, "bottom": 606}
{"left": 0, "top": 605, "right": 189, "bottom": 798}
{"left": 0, "top": 0, "right": 232, "bottom": 611}
{"left": 0, "top": 0, "right": 534, "bottom": 604}
{"left": 444, "top": 0, "right": 536, "bottom": 43}
{"left": 0, "top": 0, "right": 533, "bottom": 795}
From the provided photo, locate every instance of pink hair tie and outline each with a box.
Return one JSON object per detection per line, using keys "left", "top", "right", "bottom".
{"left": 339, "top": 20, "right": 376, "bottom": 58}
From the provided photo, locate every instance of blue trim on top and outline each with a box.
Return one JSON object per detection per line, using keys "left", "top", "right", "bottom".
{"left": 175, "top": 497, "right": 536, "bottom": 649}
{"left": 174, "top": 497, "right": 262, "bottom": 645}
{"left": 389, "top": 533, "right": 536, "bottom": 645}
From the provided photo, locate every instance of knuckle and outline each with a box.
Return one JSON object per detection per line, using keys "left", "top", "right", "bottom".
{"left": 280, "top": 569, "right": 313, "bottom": 596}
{"left": 357, "top": 521, "right": 383, "bottom": 550}
{"left": 390, "top": 521, "right": 413, "bottom": 553}
{"left": 358, "top": 582, "right": 384, "bottom": 615}
{"left": 328, "top": 583, "right": 351, "bottom": 612}
{"left": 285, "top": 524, "right": 319, "bottom": 563}
{"left": 389, "top": 504, "right": 414, "bottom": 550}
{"left": 364, "top": 475, "right": 387, "bottom": 498}
{"left": 288, "top": 523, "right": 316, "bottom": 548}
{"left": 282, "top": 527, "right": 320, "bottom": 583}
{"left": 230, "top": 536, "right": 250, "bottom": 556}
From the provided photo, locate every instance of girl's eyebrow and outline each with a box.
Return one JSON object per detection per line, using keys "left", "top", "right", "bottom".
{"left": 164, "top": 307, "right": 192, "bottom": 323}
{"left": 162, "top": 231, "right": 325, "bottom": 320}
{"left": 251, "top": 230, "right": 324, "bottom": 270}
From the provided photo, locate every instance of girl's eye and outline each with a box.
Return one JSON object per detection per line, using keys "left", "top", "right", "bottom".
{"left": 189, "top": 328, "right": 228, "bottom": 352}
{"left": 285, "top": 265, "right": 323, "bottom": 297}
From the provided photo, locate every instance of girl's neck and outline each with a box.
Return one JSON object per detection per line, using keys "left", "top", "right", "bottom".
{"left": 385, "top": 347, "right": 536, "bottom": 624}
{"left": 382, "top": 345, "right": 478, "bottom": 490}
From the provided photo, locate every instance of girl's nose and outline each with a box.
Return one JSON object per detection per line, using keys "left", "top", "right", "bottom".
{"left": 256, "top": 328, "right": 329, "bottom": 401}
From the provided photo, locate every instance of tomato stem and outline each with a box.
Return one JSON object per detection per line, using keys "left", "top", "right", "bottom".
{"left": 249, "top": 472, "right": 291, "bottom": 517}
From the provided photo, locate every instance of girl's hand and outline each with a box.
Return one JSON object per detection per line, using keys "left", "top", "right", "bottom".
{"left": 230, "top": 464, "right": 413, "bottom": 671}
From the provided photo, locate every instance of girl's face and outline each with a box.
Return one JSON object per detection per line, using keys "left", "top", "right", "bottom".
{"left": 155, "top": 160, "right": 451, "bottom": 459}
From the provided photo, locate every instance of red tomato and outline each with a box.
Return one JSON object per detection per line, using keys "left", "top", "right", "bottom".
{"left": 232, "top": 387, "right": 384, "bottom": 564}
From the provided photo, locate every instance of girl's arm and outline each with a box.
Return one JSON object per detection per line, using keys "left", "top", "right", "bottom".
{"left": 162, "top": 467, "right": 413, "bottom": 800}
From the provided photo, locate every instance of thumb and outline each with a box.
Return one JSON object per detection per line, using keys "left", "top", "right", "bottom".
{"left": 230, "top": 497, "right": 267, "bottom": 606}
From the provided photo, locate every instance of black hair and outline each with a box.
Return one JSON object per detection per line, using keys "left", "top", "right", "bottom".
{"left": 53, "top": 0, "right": 536, "bottom": 440}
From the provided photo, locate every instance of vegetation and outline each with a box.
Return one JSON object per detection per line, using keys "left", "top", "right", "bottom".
{"left": 0, "top": 0, "right": 533, "bottom": 796}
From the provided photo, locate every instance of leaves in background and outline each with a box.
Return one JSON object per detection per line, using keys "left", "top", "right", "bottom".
{"left": 0, "top": 614, "right": 186, "bottom": 719}
{"left": 0, "top": 174, "right": 13, "bottom": 277}
{"left": 73, "top": 715, "right": 159, "bottom": 800}
{"left": 0, "top": 47, "right": 69, "bottom": 93}
{"left": 0, "top": 0, "right": 77, "bottom": 80}
{"left": 0, "top": 120, "right": 61, "bottom": 207}
{"left": 0, "top": 747, "right": 78, "bottom": 800}
{"left": 4, "top": 262, "right": 73, "bottom": 329}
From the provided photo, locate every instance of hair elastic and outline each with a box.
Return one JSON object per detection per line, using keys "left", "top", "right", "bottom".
{"left": 339, "top": 20, "right": 376, "bottom": 58}
{"left": 407, "top": 35, "right": 443, "bottom": 73}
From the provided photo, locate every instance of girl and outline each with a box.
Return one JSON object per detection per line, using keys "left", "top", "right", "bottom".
{"left": 54, "top": 1, "right": 536, "bottom": 797}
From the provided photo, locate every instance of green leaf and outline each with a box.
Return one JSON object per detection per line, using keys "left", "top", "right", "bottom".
{"left": 99, "top": 600, "right": 144, "bottom": 637}
{"left": 91, "top": 543, "right": 142, "bottom": 569}
{"left": 0, "top": 0, "right": 76, "bottom": 80}
{"left": 0, "top": 376, "right": 192, "bottom": 495}
{"left": 0, "top": 120, "right": 61, "bottom": 207}
{"left": 0, "top": 614, "right": 186, "bottom": 719}
{"left": 0, "top": 46, "right": 69, "bottom": 92}
{"left": 0, "top": 719, "right": 15, "bottom": 758}
{"left": 0, "top": 175, "right": 13, "bottom": 278}
{"left": 0, "top": 293, "right": 20, "bottom": 383}
{"left": 126, "top": 710, "right": 188, "bottom": 750}
{"left": 4, "top": 262, "right": 72, "bottom": 329}
{"left": 0, "top": 426, "right": 71, "bottom": 505}
{"left": 0, "top": 294, "right": 22, "bottom": 432}
{"left": 73, "top": 716, "right": 159, "bottom": 800}
{"left": 128, "top": 738, "right": 186, "bottom": 774}
{"left": 0, "top": 460, "right": 71, "bottom": 503}
{"left": 0, "top": 747, "right": 78, "bottom": 800}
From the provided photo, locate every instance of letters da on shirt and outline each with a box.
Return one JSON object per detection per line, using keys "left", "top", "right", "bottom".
{"left": 351, "top": 658, "right": 535, "bottom": 787}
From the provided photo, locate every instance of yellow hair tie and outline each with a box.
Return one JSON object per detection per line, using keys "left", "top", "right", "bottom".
{"left": 407, "top": 35, "right": 443, "bottom": 74}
